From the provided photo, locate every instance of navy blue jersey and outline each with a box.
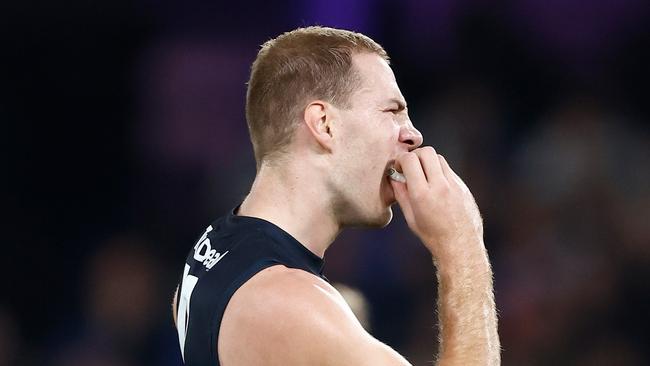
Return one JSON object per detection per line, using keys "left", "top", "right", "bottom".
{"left": 175, "top": 206, "right": 327, "bottom": 366}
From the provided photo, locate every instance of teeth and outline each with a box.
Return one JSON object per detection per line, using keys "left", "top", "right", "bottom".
{"left": 387, "top": 168, "right": 406, "bottom": 183}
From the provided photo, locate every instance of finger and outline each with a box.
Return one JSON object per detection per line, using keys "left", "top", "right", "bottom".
{"left": 413, "top": 147, "right": 445, "bottom": 184}
{"left": 438, "top": 155, "right": 470, "bottom": 193}
{"left": 389, "top": 178, "right": 415, "bottom": 224}
{"left": 396, "top": 152, "right": 428, "bottom": 197}
{"left": 392, "top": 157, "right": 403, "bottom": 175}
{"left": 437, "top": 154, "right": 453, "bottom": 181}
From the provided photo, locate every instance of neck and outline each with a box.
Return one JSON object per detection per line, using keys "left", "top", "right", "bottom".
{"left": 237, "top": 161, "right": 340, "bottom": 258}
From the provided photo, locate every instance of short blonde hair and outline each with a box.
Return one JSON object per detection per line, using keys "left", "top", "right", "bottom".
{"left": 245, "top": 26, "right": 389, "bottom": 167}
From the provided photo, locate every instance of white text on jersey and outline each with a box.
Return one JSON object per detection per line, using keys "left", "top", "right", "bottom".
{"left": 193, "top": 225, "right": 228, "bottom": 270}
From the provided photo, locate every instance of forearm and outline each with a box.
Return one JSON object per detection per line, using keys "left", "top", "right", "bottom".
{"left": 433, "top": 242, "right": 500, "bottom": 366}
{"left": 388, "top": 148, "right": 500, "bottom": 364}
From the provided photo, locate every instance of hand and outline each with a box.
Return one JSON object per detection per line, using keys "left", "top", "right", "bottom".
{"left": 390, "top": 147, "right": 484, "bottom": 262}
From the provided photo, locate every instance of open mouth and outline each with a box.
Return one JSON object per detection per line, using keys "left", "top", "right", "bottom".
{"left": 381, "top": 163, "right": 401, "bottom": 206}
{"left": 386, "top": 168, "right": 406, "bottom": 183}
{"left": 385, "top": 159, "right": 406, "bottom": 183}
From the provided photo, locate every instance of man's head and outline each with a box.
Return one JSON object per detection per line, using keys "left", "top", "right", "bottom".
{"left": 246, "top": 26, "right": 422, "bottom": 227}
{"left": 246, "top": 26, "right": 388, "bottom": 166}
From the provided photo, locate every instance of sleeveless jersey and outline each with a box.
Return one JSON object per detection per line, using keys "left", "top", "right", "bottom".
{"left": 174, "top": 207, "right": 327, "bottom": 366}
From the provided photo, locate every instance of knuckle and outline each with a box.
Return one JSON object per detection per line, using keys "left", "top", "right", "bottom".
{"left": 437, "top": 154, "right": 447, "bottom": 167}
{"left": 404, "top": 152, "right": 418, "bottom": 163}
{"left": 415, "top": 146, "right": 435, "bottom": 158}
{"left": 422, "top": 146, "right": 436, "bottom": 154}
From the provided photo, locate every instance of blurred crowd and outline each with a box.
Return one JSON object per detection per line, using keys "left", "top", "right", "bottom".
{"left": 3, "top": 0, "right": 649, "bottom": 365}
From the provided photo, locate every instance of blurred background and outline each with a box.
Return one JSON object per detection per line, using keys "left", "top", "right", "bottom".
{"left": 2, "top": 0, "right": 649, "bottom": 365}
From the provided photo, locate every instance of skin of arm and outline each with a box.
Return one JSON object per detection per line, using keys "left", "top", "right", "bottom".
{"left": 391, "top": 147, "right": 500, "bottom": 365}
{"left": 172, "top": 146, "right": 499, "bottom": 365}
{"left": 218, "top": 265, "right": 412, "bottom": 366}
{"left": 172, "top": 267, "right": 411, "bottom": 365}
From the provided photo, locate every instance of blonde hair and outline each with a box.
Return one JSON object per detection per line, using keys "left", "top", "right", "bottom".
{"left": 245, "top": 26, "right": 389, "bottom": 168}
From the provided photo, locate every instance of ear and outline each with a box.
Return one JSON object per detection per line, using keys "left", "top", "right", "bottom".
{"left": 303, "top": 100, "right": 334, "bottom": 152}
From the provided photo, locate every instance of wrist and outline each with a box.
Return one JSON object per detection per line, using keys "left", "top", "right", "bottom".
{"left": 431, "top": 241, "right": 492, "bottom": 282}
{"left": 427, "top": 233, "right": 486, "bottom": 262}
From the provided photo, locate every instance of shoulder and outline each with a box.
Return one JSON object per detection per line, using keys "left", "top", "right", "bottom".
{"left": 218, "top": 265, "right": 397, "bottom": 366}
{"left": 233, "top": 265, "right": 349, "bottom": 314}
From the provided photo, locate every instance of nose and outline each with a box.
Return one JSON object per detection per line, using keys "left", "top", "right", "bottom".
{"left": 399, "top": 122, "right": 423, "bottom": 151}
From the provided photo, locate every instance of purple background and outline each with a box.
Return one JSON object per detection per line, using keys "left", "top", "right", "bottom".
{"left": 2, "top": 0, "right": 649, "bottom": 365}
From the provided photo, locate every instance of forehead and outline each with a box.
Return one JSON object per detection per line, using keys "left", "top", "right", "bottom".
{"left": 351, "top": 53, "right": 405, "bottom": 104}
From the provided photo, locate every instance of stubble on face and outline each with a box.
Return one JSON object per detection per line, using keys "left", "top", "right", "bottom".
{"left": 331, "top": 160, "right": 395, "bottom": 227}
{"left": 327, "top": 53, "right": 403, "bottom": 229}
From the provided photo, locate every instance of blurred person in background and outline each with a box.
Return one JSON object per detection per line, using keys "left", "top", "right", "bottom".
{"left": 172, "top": 26, "right": 499, "bottom": 366}
{"left": 332, "top": 283, "right": 372, "bottom": 331}
{"left": 47, "top": 235, "right": 180, "bottom": 366}
{"left": 497, "top": 95, "right": 649, "bottom": 364}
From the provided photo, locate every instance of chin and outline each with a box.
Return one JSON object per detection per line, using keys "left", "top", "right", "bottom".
{"left": 364, "top": 206, "right": 394, "bottom": 228}
{"left": 336, "top": 190, "right": 395, "bottom": 228}
{"left": 380, "top": 206, "right": 394, "bottom": 227}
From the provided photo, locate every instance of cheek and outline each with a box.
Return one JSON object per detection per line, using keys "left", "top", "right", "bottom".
{"left": 336, "top": 111, "right": 397, "bottom": 163}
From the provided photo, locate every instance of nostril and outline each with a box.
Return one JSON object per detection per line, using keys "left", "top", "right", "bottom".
{"left": 404, "top": 139, "right": 414, "bottom": 146}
